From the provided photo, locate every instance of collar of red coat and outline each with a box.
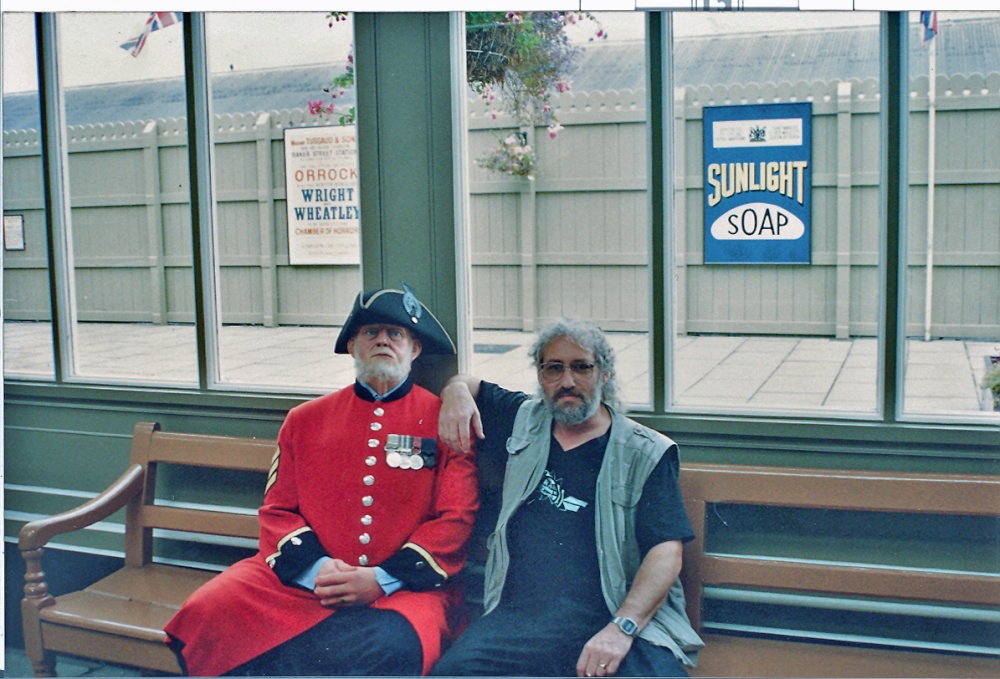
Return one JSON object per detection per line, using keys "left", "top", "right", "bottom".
{"left": 353, "top": 376, "right": 414, "bottom": 403}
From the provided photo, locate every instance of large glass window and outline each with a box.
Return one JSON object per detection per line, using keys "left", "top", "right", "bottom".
{"left": 3, "top": 12, "right": 365, "bottom": 393}
{"left": 3, "top": 13, "right": 53, "bottom": 380}
{"left": 36, "top": 13, "right": 197, "bottom": 386}
{"left": 205, "top": 12, "right": 359, "bottom": 392}
{"left": 670, "top": 12, "right": 883, "bottom": 417}
{"left": 903, "top": 11, "right": 1000, "bottom": 422}
{"left": 464, "top": 11, "right": 652, "bottom": 406}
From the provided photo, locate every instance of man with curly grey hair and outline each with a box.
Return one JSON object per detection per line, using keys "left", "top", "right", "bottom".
{"left": 434, "top": 316, "right": 703, "bottom": 678}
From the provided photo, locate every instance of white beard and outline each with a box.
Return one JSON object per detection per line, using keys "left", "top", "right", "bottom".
{"left": 354, "top": 353, "right": 412, "bottom": 387}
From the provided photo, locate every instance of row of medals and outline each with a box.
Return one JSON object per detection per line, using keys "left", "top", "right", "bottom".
{"left": 385, "top": 433, "right": 428, "bottom": 470}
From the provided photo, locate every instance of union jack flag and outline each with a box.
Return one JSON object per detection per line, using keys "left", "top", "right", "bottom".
{"left": 120, "top": 12, "right": 181, "bottom": 57}
{"left": 920, "top": 11, "right": 938, "bottom": 45}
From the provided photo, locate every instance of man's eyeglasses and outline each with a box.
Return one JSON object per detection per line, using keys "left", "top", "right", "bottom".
{"left": 538, "top": 361, "right": 597, "bottom": 382}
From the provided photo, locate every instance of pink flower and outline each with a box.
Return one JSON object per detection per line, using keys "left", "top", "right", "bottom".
{"left": 308, "top": 100, "right": 333, "bottom": 115}
{"left": 548, "top": 123, "right": 564, "bottom": 138}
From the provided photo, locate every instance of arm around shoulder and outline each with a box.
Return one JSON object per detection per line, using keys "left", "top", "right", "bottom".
{"left": 439, "top": 375, "right": 484, "bottom": 454}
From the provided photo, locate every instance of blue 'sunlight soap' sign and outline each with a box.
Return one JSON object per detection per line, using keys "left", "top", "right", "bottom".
{"left": 703, "top": 103, "right": 812, "bottom": 264}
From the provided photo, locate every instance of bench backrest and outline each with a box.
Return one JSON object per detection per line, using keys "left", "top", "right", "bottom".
{"left": 125, "top": 422, "right": 276, "bottom": 567}
{"left": 677, "top": 463, "right": 1000, "bottom": 631}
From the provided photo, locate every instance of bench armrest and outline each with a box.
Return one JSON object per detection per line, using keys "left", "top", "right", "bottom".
{"left": 18, "top": 463, "right": 146, "bottom": 552}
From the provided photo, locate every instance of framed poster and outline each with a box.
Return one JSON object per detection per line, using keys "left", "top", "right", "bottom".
{"left": 4, "top": 214, "right": 25, "bottom": 251}
{"left": 284, "top": 125, "right": 361, "bottom": 265}
{"left": 703, "top": 103, "right": 812, "bottom": 264}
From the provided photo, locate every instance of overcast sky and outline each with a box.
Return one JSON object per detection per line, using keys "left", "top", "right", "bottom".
{"left": 3, "top": 10, "right": 989, "bottom": 94}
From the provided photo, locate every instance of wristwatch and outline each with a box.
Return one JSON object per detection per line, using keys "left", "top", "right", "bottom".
{"left": 612, "top": 616, "right": 639, "bottom": 637}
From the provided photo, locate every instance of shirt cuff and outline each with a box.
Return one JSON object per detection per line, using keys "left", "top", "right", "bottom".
{"left": 293, "top": 556, "right": 331, "bottom": 590}
{"left": 375, "top": 566, "right": 403, "bottom": 595}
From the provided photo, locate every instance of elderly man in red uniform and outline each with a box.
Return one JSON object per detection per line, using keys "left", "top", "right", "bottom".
{"left": 164, "top": 285, "right": 479, "bottom": 677}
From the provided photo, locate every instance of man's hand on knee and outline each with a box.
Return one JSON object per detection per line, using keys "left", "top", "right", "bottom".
{"left": 576, "top": 623, "right": 633, "bottom": 677}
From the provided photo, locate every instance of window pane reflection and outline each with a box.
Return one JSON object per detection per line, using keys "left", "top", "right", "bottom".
{"left": 49, "top": 13, "right": 198, "bottom": 386}
{"left": 671, "top": 12, "right": 882, "bottom": 415}
{"left": 903, "top": 11, "right": 1000, "bottom": 422}
{"left": 206, "top": 12, "right": 360, "bottom": 392}
{"left": 3, "top": 13, "right": 54, "bottom": 380}
{"left": 466, "top": 11, "right": 652, "bottom": 406}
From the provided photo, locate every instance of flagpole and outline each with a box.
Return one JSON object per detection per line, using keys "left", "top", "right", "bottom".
{"left": 923, "top": 19, "right": 937, "bottom": 342}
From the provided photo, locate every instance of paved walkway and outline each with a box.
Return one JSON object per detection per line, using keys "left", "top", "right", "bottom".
{"left": 3, "top": 321, "right": 998, "bottom": 418}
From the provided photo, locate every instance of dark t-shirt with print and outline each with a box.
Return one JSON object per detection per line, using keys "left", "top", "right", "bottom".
{"left": 475, "top": 381, "right": 695, "bottom": 617}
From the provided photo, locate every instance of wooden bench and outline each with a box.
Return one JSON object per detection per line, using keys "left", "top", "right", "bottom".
{"left": 19, "top": 422, "right": 276, "bottom": 677}
{"left": 19, "top": 422, "right": 1000, "bottom": 677}
{"left": 680, "top": 464, "right": 1000, "bottom": 678}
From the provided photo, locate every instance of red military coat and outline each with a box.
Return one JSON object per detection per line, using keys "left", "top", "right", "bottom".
{"left": 164, "top": 380, "right": 479, "bottom": 676}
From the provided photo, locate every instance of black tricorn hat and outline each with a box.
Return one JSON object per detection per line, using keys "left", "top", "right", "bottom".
{"left": 335, "top": 283, "right": 456, "bottom": 355}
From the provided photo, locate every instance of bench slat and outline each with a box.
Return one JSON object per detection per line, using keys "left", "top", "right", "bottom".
{"left": 39, "top": 591, "right": 176, "bottom": 642}
{"left": 143, "top": 505, "right": 261, "bottom": 539}
{"left": 681, "top": 464, "right": 1000, "bottom": 515}
{"left": 692, "top": 633, "right": 1000, "bottom": 678}
{"left": 84, "top": 564, "right": 217, "bottom": 608}
{"left": 39, "top": 624, "right": 183, "bottom": 675}
{"left": 701, "top": 554, "right": 1000, "bottom": 607}
{"left": 146, "top": 430, "right": 275, "bottom": 471}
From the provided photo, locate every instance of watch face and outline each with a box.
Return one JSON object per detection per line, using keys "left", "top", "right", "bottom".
{"left": 616, "top": 617, "right": 637, "bottom": 636}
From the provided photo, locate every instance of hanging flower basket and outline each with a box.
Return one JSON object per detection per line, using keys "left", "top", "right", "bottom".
{"left": 476, "top": 132, "right": 537, "bottom": 179}
{"left": 466, "top": 19, "right": 519, "bottom": 85}
{"left": 310, "top": 11, "right": 605, "bottom": 175}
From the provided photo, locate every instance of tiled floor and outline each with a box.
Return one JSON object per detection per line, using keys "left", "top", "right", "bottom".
{"left": 3, "top": 321, "right": 998, "bottom": 418}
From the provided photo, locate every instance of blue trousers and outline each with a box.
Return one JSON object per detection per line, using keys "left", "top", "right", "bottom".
{"left": 225, "top": 606, "right": 422, "bottom": 677}
{"left": 432, "top": 605, "right": 689, "bottom": 677}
